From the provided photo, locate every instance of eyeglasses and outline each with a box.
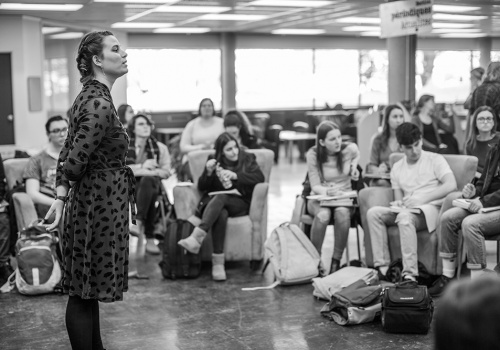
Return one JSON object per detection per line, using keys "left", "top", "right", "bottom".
{"left": 49, "top": 127, "right": 68, "bottom": 134}
{"left": 477, "top": 117, "right": 494, "bottom": 123}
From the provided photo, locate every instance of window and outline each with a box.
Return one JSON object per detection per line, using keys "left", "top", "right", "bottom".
{"left": 126, "top": 49, "right": 221, "bottom": 112}
{"left": 235, "top": 49, "right": 313, "bottom": 109}
{"left": 416, "top": 51, "right": 472, "bottom": 103}
{"left": 44, "top": 58, "right": 69, "bottom": 115}
{"left": 359, "top": 50, "right": 388, "bottom": 106}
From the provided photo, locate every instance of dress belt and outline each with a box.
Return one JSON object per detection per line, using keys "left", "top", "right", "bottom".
{"left": 88, "top": 166, "right": 137, "bottom": 224}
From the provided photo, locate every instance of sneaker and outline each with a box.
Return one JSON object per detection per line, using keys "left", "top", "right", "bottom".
{"left": 0, "top": 262, "right": 14, "bottom": 286}
{"left": 428, "top": 275, "right": 452, "bottom": 297}
{"left": 145, "top": 239, "right": 160, "bottom": 255}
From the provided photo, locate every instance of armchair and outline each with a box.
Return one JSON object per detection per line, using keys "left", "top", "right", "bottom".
{"left": 3, "top": 158, "right": 37, "bottom": 230}
{"left": 173, "top": 149, "right": 274, "bottom": 262}
{"left": 359, "top": 153, "right": 478, "bottom": 274}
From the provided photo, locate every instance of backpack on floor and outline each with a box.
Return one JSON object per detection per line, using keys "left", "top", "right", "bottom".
{"left": 159, "top": 218, "right": 201, "bottom": 280}
{"left": 254, "top": 223, "right": 320, "bottom": 289}
{"left": 8, "top": 220, "right": 61, "bottom": 295}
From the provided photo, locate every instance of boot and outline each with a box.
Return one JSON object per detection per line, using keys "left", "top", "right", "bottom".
{"left": 212, "top": 253, "right": 226, "bottom": 281}
{"left": 177, "top": 227, "right": 207, "bottom": 254}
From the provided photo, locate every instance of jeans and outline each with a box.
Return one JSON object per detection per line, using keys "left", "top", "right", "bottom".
{"left": 199, "top": 194, "right": 249, "bottom": 254}
{"left": 440, "top": 206, "right": 500, "bottom": 269}
{"left": 136, "top": 176, "right": 161, "bottom": 239}
{"left": 367, "top": 206, "right": 427, "bottom": 277}
{"left": 307, "top": 200, "right": 352, "bottom": 261}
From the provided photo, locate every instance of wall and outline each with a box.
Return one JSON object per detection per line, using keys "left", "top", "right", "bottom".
{"left": 0, "top": 15, "right": 46, "bottom": 150}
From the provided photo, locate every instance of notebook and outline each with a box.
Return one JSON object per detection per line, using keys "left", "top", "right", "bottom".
{"left": 452, "top": 198, "right": 500, "bottom": 213}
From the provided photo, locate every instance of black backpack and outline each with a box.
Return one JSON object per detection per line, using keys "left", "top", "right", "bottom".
{"left": 158, "top": 218, "right": 201, "bottom": 280}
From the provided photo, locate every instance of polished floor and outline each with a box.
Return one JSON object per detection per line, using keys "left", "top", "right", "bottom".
{"left": 1, "top": 145, "right": 497, "bottom": 350}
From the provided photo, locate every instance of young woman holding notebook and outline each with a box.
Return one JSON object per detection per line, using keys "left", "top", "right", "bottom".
{"left": 306, "top": 121, "right": 360, "bottom": 275}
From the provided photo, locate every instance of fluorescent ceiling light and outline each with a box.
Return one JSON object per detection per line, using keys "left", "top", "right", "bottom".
{"left": 342, "top": 26, "right": 379, "bottom": 32}
{"left": 154, "top": 27, "right": 211, "bottom": 33}
{"left": 433, "top": 13, "right": 488, "bottom": 21}
{"left": 94, "top": 0, "right": 178, "bottom": 3}
{"left": 432, "top": 28, "right": 481, "bottom": 34}
{"left": 433, "top": 5, "right": 481, "bottom": 13}
{"left": 198, "top": 14, "right": 268, "bottom": 21}
{"left": 271, "top": 29, "right": 325, "bottom": 35}
{"left": 42, "top": 27, "right": 66, "bottom": 35}
{"left": 360, "top": 32, "right": 381, "bottom": 37}
{"left": 440, "top": 33, "right": 487, "bottom": 38}
{"left": 336, "top": 17, "right": 381, "bottom": 24}
{"left": 249, "top": 0, "right": 333, "bottom": 7}
{"left": 111, "top": 22, "right": 173, "bottom": 28}
{"left": 155, "top": 6, "right": 230, "bottom": 13}
{"left": 432, "top": 22, "right": 474, "bottom": 29}
{"left": 0, "top": 3, "right": 82, "bottom": 11}
{"left": 50, "top": 32, "right": 84, "bottom": 39}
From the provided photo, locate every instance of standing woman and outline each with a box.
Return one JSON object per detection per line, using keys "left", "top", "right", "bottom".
{"left": 178, "top": 133, "right": 264, "bottom": 281}
{"left": 306, "top": 121, "right": 360, "bottom": 274}
{"left": 45, "top": 31, "right": 134, "bottom": 350}
{"left": 366, "top": 104, "right": 405, "bottom": 187}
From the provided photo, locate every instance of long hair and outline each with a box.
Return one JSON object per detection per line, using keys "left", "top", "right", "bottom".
{"left": 484, "top": 62, "right": 500, "bottom": 83}
{"left": 413, "top": 94, "right": 434, "bottom": 117}
{"left": 465, "top": 106, "right": 498, "bottom": 152}
{"left": 198, "top": 98, "right": 215, "bottom": 117}
{"left": 379, "top": 104, "right": 403, "bottom": 151}
{"left": 223, "top": 110, "right": 253, "bottom": 147}
{"left": 214, "top": 132, "right": 243, "bottom": 168}
{"left": 315, "top": 121, "right": 343, "bottom": 178}
{"left": 76, "top": 31, "right": 114, "bottom": 85}
{"left": 117, "top": 104, "right": 131, "bottom": 125}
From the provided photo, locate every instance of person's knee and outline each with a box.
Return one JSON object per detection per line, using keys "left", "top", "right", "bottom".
{"left": 461, "top": 216, "right": 480, "bottom": 235}
{"left": 367, "top": 207, "right": 381, "bottom": 223}
{"left": 316, "top": 209, "right": 331, "bottom": 224}
{"left": 396, "top": 211, "right": 415, "bottom": 227}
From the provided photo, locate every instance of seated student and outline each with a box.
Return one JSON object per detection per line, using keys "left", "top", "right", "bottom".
{"left": 126, "top": 114, "right": 171, "bottom": 255}
{"left": 223, "top": 110, "right": 258, "bottom": 149}
{"left": 306, "top": 121, "right": 360, "bottom": 274}
{"left": 0, "top": 154, "right": 13, "bottom": 287}
{"left": 411, "top": 95, "right": 459, "bottom": 154}
{"left": 429, "top": 137, "right": 500, "bottom": 296}
{"left": 177, "top": 133, "right": 264, "bottom": 281}
{"left": 23, "top": 115, "right": 68, "bottom": 219}
{"left": 367, "top": 122, "right": 457, "bottom": 281}
{"left": 435, "top": 276, "right": 500, "bottom": 350}
{"left": 117, "top": 104, "right": 134, "bottom": 128}
{"left": 367, "top": 104, "right": 405, "bottom": 187}
{"left": 465, "top": 106, "right": 499, "bottom": 174}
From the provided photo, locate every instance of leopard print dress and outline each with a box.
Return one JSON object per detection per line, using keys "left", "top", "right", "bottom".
{"left": 56, "top": 80, "right": 135, "bottom": 302}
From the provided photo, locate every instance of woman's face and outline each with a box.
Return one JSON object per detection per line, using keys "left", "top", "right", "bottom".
{"left": 222, "top": 140, "right": 239, "bottom": 162}
{"left": 125, "top": 106, "right": 134, "bottom": 123}
{"left": 320, "top": 128, "right": 342, "bottom": 154}
{"left": 200, "top": 100, "right": 214, "bottom": 118}
{"left": 424, "top": 98, "right": 435, "bottom": 111}
{"left": 225, "top": 126, "right": 240, "bottom": 140}
{"left": 388, "top": 108, "right": 404, "bottom": 131}
{"left": 134, "top": 117, "right": 152, "bottom": 138}
{"left": 476, "top": 110, "right": 495, "bottom": 134}
{"left": 99, "top": 35, "right": 128, "bottom": 79}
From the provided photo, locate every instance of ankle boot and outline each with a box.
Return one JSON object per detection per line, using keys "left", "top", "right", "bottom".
{"left": 212, "top": 253, "right": 226, "bottom": 281}
{"left": 177, "top": 227, "right": 207, "bottom": 254}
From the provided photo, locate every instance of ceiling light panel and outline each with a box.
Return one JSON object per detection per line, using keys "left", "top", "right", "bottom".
{"left": 153, "top": 27, "right": 211, "bottom": 33}
{"left": 440, "top": 33, "right": 487, "bottom": 38}
{"left": 432, "top": 28, "right": 481, "bottom": 34}
{"left": 50, "top": 32, "right": 84, "bottom": 39}
{"left": 111, "top": 22, "right": 174, "bottom": 28}
{"left": 433, "top": 13, "right": 488, "bottom": 21}
{"left": 198, "top": 14, "right": 268, "bottom": 21}
{"left": 94, "top": 0, "right": 179, "bottom": 3}
{"left": 154, "top": 6, "right": 231, "bottom": 13}
{"left": 42, "top": 27, "right": 66, "bottom": 34}
{"left": 360, "top": 32, "right": 381, "bottom": 37}
{"left": 335, "top": 17, "right": 381, "bottom": 24}
{"left": 342, "top": 26, "right": 380, "bottom": 32}
{"left": 249, "top": 0, "right": 334, "bottom": 7}
{"left": 432, "top": 22, "right": 475, "bottom": 29}
{"left": 271, "top": 29, "right": 326, "bottom": 35}
{"left": 433, "top": 5, "right": 481, "bottom": 13}
{"left": 0, "top": 3, "right": 82, "bottom": 11}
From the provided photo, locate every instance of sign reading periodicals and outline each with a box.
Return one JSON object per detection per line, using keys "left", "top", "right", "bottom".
{"left": 379, "top": 0, "right": 433, "bottom": 39}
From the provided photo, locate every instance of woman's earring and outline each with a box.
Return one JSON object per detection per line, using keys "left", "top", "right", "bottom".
{"left": 101, "top": 65, "right": 106, "bottom": 77}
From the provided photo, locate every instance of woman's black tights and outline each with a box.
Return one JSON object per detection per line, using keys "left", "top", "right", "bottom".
{"left": 66, "top": 295, "right": 104, "bottom": 350}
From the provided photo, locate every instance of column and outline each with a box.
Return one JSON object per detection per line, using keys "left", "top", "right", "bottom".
{"left": 479, "top": 36, "right": 492, "bottom": 70}
{"left": 387, "top": 34, "right": 417, "bottom": 104}
{"left": 220, "top": 33, "right": 236, "bottom": 115}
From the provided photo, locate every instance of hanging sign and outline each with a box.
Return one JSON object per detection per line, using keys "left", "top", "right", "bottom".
{"left": 379, "top": 0, "right": 433, "bottom": 38}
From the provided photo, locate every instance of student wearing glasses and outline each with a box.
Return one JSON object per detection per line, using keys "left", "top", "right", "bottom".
{"left": 23, "top": 115, "right": 68, "bottom": 219}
